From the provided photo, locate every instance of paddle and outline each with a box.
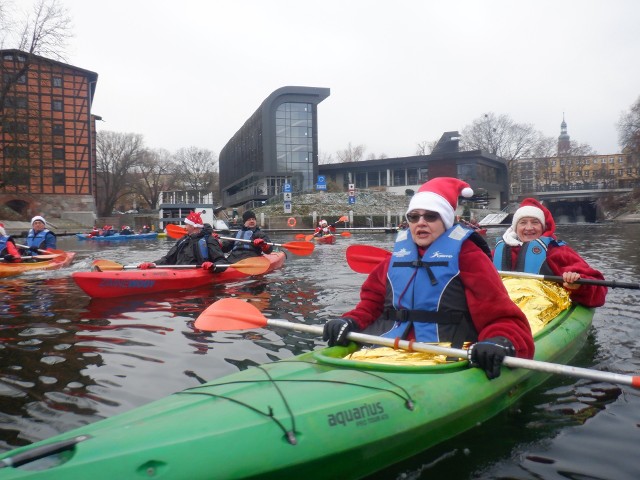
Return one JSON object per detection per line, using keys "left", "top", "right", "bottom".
{"left": 498, "top": 270, "right": 639, "bottom": 289}
{"left": 195, "top": 298, "right": 640, "bottom": 389}
{"left": 165, "top": 224, "right": 314, "bottom": 256}
{"left": 91, "top": 256, "right": 271, "bottom": 274}
{"left": 1, "top": 254, "right": 60, "bottom": 261}
{"left": 15, "top": 243, "right": 62, "bottom": 256}
{"left": 345, "top": 244, "right": 640, "bottom": 289}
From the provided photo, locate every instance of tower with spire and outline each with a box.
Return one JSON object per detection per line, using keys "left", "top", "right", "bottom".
{"left": 558, "top": 113, "right": 570, "bottom": 155}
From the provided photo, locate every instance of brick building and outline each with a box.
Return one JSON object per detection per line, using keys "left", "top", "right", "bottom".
{"left": 0, "top": 49, "right": 98, "bottom": 224}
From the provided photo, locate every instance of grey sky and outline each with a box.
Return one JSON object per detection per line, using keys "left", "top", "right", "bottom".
{"left": 57, "top": 0, "right": 639, "bottom": 159}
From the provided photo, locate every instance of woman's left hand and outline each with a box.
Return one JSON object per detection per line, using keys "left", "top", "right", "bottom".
{"left": 562, "top": 271, "right": 581, "bottom": 290}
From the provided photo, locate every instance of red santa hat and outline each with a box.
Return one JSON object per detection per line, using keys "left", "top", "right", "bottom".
{"left": 0, "top": 223, "right": 6, "bottom": 236}
{"left": 406, "top": 177, "right": 474, "bottom": 229}
{"left": 184, "top": 211, "right": 204, "bottom": 228}
{"left": 511, "top": 198, "right": 555, "bottom": 236}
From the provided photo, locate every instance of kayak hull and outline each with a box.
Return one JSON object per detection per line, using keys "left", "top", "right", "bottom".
{"left": 314, "top": 234, "right": 336, "bottom": 244}
{"left": 76, "top": 233, "right": 159, "bottom": 241}
{"left": 0, "top": 252, "right": 76, "bottom": 278}
{"left": 0, "top": 304, "right": 593, "bottom": 479}
{"left": 71, "top": 252, "right": 286, "bottom": 298}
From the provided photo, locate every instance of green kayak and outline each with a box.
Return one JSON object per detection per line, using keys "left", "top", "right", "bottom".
{"left": 0, "top": 304, "right": 593, "bottom": 479}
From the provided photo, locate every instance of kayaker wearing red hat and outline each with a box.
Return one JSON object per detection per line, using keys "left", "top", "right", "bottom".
{"left": 138, "top": 211, "right": 227, "bottom": 271}
{"left": 0, "top": 223, "right": 21, "bottom": 262}
{"left": 494, "top": 197, "right": 606, "bottom": 307}
{"left": 324, "top": 177, "right": 534, "bottom": 380}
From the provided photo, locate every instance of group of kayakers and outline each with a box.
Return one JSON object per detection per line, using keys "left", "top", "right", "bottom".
{"left": 88, "top": 224, "right": 149, "bottom": 237}
{"left": 323, "top": 177, "right": 606, "bottom": 380}
{"left": 137, "top": 210, "right": 273, "bottom": 271}
{"left": 0, "top": 216, "right": 57, "bottom": 263}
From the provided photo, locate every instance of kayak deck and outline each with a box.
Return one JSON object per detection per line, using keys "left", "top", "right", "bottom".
{"left": 76, "top": 233, "right": 159, "bottom": 241}
{"left": 0, "top": 304, "right": 593, "bottom": 479}
{"left": 0, "top": 251, "right": 76, "bottom": 278}
{"left": 71, "top": 252, "right": 286, "bottom": 298}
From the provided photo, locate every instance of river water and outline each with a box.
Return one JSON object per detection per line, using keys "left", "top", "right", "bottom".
{"left": 0, "top": 225, "right": 639, "bottom": 479}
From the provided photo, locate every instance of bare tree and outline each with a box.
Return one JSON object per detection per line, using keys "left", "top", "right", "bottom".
{"left": 95, "top": 131, "right": 145, "bottom": 216}
{"left": 318, "top": 151, "right": 335, "bottom": 165}
{"left": 133, "top": 148, "right": 177, "bottom": 210}
{"left": 336, "top": 142, "right": 366, "bottom": 163}
{"left": 366, "top": 152, "right": 388, "bottom": 160}
{"left": 0, "top": 0, "right": 72, "bottom": 114}
{"left": 174, "top": 146, "right": 218, "bottom": 192}
{"left": 617, "top": 96, "right": 640, "bottom": 153}
{"left": 415, "top": 140, "right": 437, "bottom": 155}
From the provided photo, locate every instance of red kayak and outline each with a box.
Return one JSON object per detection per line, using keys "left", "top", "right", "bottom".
{"left": 314, "top": 234, "right": 336, "bottom": 244}
{"left": 72, "top": 252, "right": 285, "bottom": 298}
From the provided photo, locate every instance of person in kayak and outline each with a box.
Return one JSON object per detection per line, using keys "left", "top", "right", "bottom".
{"left": 138, "top": 211, "right": 227, "bottom": 271}
{"left": 22, "top": 216, "right": 57, "bottom": 254}
{"left": 493, "top": 197, "right": 606, "bottom": 307}
{"left": 323, "top": 177, "right": 535, "bottom": 380}
{"left": 313, "top": 219, "right": 336, "bottom": 237}
{"left": 222, "top": 211, "right": 273, "bottom": 263}
{"left": 0, "top": 223, "right": 21, "bottom": 262}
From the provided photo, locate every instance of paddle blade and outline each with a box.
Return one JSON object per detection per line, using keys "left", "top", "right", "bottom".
{"left": 228, "top": 256, "right": 271, "bottom": 275}
{"left": 338, "top": 216, "right": 349, "bottom": 223}
{"left": 282, "top": 241, "right": 315, "bottom": 256}
{"left": 92, "top": 259, "right": 124, "bottom": 272}
{"left": 345, "top": 245, "right": 391, "bottom": 274}
{"left": 294, "top": 234, "right": 306, "bottom": 239}
{"left": 166, "top": 224, "right": 187, "bottom": 239}
{"left": 304, "top": 234, "right": 314, "bottom": 242}
{"left": 195, "top": 298, "right": 267, "bottom": 331}
{"left": 340, "top": 231, "right": 352, "bottom": 237}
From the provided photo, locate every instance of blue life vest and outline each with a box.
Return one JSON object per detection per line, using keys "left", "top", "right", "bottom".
{"left": 27, "top": 228, "right": 52, "bottom": 249}
{"left": 196, "top": 237, "right": 209, "bottom": 261}
{"left": 494, "top": 236, "right": 565, "bottom": 274}
{"left": 381, "top": 225, "right": 477, "bottom": 346}
{"left": 232, "top": 229, "right": 254, "bottom": 251}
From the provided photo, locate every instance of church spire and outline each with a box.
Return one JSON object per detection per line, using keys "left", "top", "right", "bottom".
{"left": 558, "top": 113, "right": 570, "bottom": 155}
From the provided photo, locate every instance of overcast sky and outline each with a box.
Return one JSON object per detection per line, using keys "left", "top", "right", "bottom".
{"left": 53, "top": 0, "right": 640, "bottom": 159}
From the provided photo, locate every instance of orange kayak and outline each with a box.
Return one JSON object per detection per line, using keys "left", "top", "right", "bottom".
{"left": 0, "top": 251, "right": 76, "bottom": 278}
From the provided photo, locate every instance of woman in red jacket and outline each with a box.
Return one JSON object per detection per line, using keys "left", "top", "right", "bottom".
{"left": 323, "top": 177, "right": 535, "bottom": 380}
{"left": 493, "top": 198, "right": 606, "bottom": 308}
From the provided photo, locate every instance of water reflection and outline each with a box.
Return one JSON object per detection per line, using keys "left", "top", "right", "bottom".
{"left": 0, "top": 228, "right": 639, "bottom": 479}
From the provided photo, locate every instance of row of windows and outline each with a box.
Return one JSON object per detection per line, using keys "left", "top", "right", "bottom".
{"left": 336, "top": 168, "right": 430, "bottom": 189}
{"left": 553, "top": 156, "right": 627, "bottom": 166}
{"left": 2, "top": 121, "right": 66, "bottom": 135}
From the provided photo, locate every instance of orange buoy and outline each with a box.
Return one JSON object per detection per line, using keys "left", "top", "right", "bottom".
{"left": 287, "top": 217, "right": 297, "bottom": 227}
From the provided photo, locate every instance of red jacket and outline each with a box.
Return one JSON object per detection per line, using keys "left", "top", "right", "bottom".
{"left": 343, "top": 240, "right": 535, "bottom": 359}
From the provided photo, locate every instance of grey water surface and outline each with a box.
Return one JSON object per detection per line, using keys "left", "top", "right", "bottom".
{"left": 0, "top": 224, "right": 638, "bottom": 479}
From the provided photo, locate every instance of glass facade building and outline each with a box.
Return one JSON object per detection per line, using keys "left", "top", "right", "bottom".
{"left": 219, "top": 86, "right": 329, "bottom": 208}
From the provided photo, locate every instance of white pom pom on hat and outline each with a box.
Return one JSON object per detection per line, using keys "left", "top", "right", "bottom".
{"left": 406, "top": 177, "right": 474, "bottom": 229}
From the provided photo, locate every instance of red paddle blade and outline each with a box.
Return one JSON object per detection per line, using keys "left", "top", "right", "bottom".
{"left": 338, "top": 216, "right": 348, "bottom": 223}
{"left": 340, "top": 232, "right": 352, "bottom": 237}
{"left": 166, "top": 224, "right": 187, "bottom": 239}
{"left": 194, "top": 298, "right": 268, "bottom": 332}
{"left": 345, "top": 245, "right": 391, "bottom": 274}
{"left": 282, "top": 241, "right": 315, "bottom": 256}
{"left": 294, "top": 234, "right": 306, "bottom": 239}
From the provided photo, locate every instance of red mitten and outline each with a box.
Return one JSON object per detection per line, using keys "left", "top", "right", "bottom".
{"left": 201, "top": 261, "right": 214, "bottom": 270}
{"left": 138, "top": 262, "right": 156, "bottom": 269}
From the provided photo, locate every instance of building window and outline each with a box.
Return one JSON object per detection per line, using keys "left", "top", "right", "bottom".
{"left": 52, "top": 99, "right": 63, "bottom": 111}
{"left": 609, "top": 157, "right": 614, "bottom": 163}
{"left": 628, "top": 168, "right": 633, "bottom": 175}
{"left": 618, "top": 169, "right": 623, "bottom": 175}
{"left": 17, "top": 74, "right": 27, "bottom": 84}
{"left": 601, "top": 158, "right": 606, "bottom": 164}
{"left": 609, "top": 169, "right": 614, "bottom": 175}
{"left": 53, "top": 172, "right": 65, "bottom": 186}
{"left": 393, "top": 169, "right": 405, "bottom": 186}
{"left": 53, "top": 148, "right": 65, "bottom": 159}
{"left": 53, "top": 124, "right": 64, "bottom": 135}
{"left": 551, "top": 159, "right": 557, "bottom": 166}
{"left": 53, "top": 77, "right": 62, "bottom": 87}
{"left": 592, "top": 158, "right": 598, "bottom": 164}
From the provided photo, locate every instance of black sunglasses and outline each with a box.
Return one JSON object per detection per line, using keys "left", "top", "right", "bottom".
{"left": 406, "top": 212, "right": 440, "bottom": 223}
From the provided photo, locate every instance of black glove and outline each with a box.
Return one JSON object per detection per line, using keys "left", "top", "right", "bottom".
{"left": 3, "top": 254, "right": 15, "bottom": 261}
{"left": 29, "top": 246, "right": 40, "bottom": 253}
{"left": 322, "top": 318, "right": 357, "bottom": 347}
{"left": 468, "top": 336, "right": 515, "bottom": 380}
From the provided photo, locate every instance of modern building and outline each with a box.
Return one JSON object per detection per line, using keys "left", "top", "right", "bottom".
{"left": 319, "top": 132, "right": 511, "bottom": 210}
{"left": 0, "top": 49, "right": 99, "bottom": 222}
{"left": 219, "top": 86, "right": 330, "bottom": 208}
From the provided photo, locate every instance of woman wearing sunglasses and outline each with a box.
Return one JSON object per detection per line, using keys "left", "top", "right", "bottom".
{"left": 323, "top": 177, "right": 534, "bottom": 380}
